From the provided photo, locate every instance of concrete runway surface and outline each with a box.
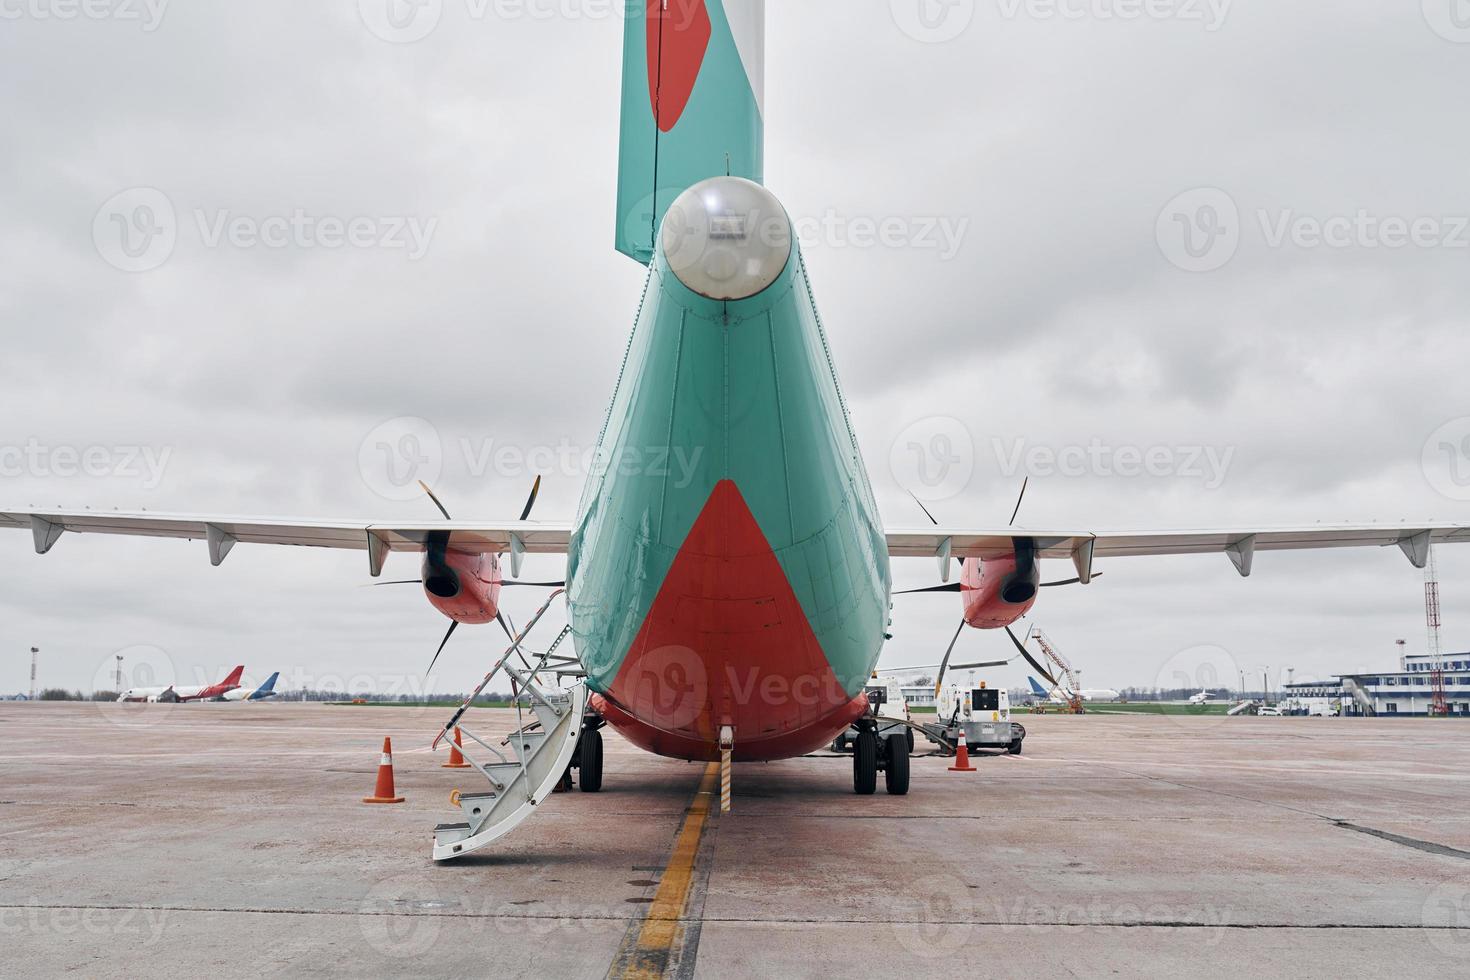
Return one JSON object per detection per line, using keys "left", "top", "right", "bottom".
{"left": 2, "top": 702, "right": 1468, "bottom": 978}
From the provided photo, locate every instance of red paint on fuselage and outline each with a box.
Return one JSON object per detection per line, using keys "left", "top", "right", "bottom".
{"left": 646, "top": 0, "right": 711, "bottom": 132}
{"left": 598, "top": 479, "right": 864, "bottom": 762}
{"left": 425, "top": 550, "right": 503, "bottom": 625}
{"left": 960, "top": 555, "right": 1037, "bottom": 629}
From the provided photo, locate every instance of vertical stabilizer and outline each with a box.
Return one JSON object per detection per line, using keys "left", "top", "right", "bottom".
{"left": 615, "top": 0, "right": 765, "bottom": 262}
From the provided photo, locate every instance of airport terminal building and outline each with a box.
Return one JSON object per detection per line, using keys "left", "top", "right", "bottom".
{"left": 1286, "top": 653, "right": 1470, "bottom": 717}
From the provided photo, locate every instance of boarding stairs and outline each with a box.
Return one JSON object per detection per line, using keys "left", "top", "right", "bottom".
{"left": 430, "top": 590, "right": 590, "bottom": 861}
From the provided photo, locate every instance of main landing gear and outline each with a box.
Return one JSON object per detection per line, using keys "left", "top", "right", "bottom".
{"left": 851, "top": 719, "right": 909, "bottom": 796}
{"left": 569, "top": 712, "right": 604, "bottom": 792}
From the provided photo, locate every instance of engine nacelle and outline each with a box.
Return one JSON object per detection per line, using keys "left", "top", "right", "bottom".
{"left": 960, "top": 549, "right": 1039, "bottom": 629}
{"left": 421, "top": 548, "right": 503, "bottom": 625}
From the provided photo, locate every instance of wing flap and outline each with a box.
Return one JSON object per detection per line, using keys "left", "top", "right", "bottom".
{"left": 885, "top": 524, "right": 1470, "bottom": 573}
{"left": 0, "top": 510, "right": 572, "bottom": 571}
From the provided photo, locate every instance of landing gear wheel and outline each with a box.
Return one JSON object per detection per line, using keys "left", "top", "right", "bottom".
{"left": 578, "top": 727, "right": 603, "bottom": 792}
{"left": 906, "top": 727, "right": 915, "bottom": 754}
{"left": 1007, "top": 738, "right": 1022, "bottom": 755}
{"left": 884, "top": 733, "right": 910, "bottom": 796}
{"left": 853, "top": 729, "right": 877, "bottom": 795}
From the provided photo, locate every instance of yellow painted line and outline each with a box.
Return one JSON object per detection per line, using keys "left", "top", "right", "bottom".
{"left": 615, "top": 761, "right": 719, "bottom": 979}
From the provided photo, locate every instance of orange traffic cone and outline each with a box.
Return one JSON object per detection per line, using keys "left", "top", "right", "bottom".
{"left": 948, "top": 729, "right": 977, "bottom": 772}
{"left": 363, "top": 737, "right": 406, "bottom": 804}
{"left": 442, "top": 728, "right": 472, "bottom": 769}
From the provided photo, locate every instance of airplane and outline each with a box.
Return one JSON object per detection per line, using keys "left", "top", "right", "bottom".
{"left": 1188, "top": 689, "right": 1216, "bottom": 705}
{"left": 4, "top": 0, "right": 1470, "bottom": 835}
{"left": 216, "top": 672, "right": 281, "bottom": 702}
{"left": 1027, "top": 676, "right": 1120, "bottom": 704}
{"left": 118, "top": 665, "right": 244, "bottom": 703}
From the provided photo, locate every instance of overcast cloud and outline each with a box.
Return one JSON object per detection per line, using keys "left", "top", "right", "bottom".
{"left": 2, "top": 1, "right": 1469, "bottom": 698}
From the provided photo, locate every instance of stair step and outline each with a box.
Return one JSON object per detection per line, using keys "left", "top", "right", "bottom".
{"left": 433, "top": 822, "right": 473, "bottom": 848}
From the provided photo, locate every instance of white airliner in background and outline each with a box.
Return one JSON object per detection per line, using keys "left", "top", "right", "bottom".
{"left": 217, "top": 672, "right": 280, "bottom": 702}
{"left": 118, "top": 665, "right": 244, "bottom": 703}
{"left": 1188, "top": 689, "right": 1216, "bottom": 705}
{"left": 1027, "top": 676, "right": 1121, "bottom": 704}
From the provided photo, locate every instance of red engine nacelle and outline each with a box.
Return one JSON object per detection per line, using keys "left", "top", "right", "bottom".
{"left": 960, "top": 552, "right": 1039, "bottom": 629}
{"left": 422, "top": 549, "right": 503, "bottom": 625}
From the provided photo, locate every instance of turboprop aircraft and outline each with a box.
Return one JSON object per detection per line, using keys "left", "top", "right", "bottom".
{"left": 4, "top": 1, "right": 1469, "bottom": 858}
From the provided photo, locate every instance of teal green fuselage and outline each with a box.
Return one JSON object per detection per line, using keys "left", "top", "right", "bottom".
{"left": 567, "top": 238, "right": 891, "bottom": 757}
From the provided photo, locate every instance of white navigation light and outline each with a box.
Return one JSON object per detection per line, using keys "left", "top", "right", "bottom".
{"left": 661, "top": 177, "right": 792, "bottom": 301}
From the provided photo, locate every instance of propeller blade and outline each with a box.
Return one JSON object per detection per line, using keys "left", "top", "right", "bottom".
{"left": 1006, "top": 624, "right": 1058, "bottom": 688}
{"left": 906, "top": 490, "right": 940, "bottom": 526}
{"left": 1007, "top": 477, "right": 1029, "bottom": 527}
{"left": 501, "top": 580, "right": 566, "bottom": 588}
{"left": 934, "top": 618, "right": 967, "bottom": 697}
{"left": 1040, "top": 573, "right": 1103, "bottom": 588}
{"left": 518, "top": 475, "right": 542, "bottom": 522}
{"left": 949, "top": 659, "right": 1013, "bottom": 671}
{"left": 364, "top": 580, "right": 421, "bottom": 587}
{"left": 426, "top": 619, "right": 458, "bottom": 675}
{"left": 894, "top": 582, "right": 963, "bottom": 595}
{"left": 418, "top": 480, "right": 452, "bottom": 520}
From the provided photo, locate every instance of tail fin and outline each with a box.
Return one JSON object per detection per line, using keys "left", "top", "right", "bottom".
{"left": 257, "top": 672, "right": 279, "bottom": 694}
{"left": 222, "top": 665, "right": 245, "bottom": 687}
{"left": 615, "top": 0, "right": 765, "bottom": 262}
{"left": 1027, "top": 676, "right": 1048, "bottom": 696}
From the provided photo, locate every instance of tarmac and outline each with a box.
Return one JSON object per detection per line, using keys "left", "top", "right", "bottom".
{"left": 2, "top": 702, "right": 1468, "bottom": 978}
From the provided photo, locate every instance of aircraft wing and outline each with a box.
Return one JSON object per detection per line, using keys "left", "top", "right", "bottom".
{"left": 0, "top": 509, "right": 572, "bottom": 576}
{"left": 884, "top": 523, "right": 1470, "bottom": 581}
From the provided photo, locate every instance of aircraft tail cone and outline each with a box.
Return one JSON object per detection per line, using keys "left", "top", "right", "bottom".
{"left": 947, "top": 730, "right": 977, "bottom": 773}
{"left": 442, "top": 728, "right": 472, "bottom": 770}
{"left": 363, "top": 737, "right": 406, "bottom": 803}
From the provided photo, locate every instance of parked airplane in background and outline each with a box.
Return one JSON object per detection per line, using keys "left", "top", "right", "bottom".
{"left": 1027, "top": 676, "right": 1120, "bottom": 704}
{"left": 217, "top": 672, "right": 280, "bottom": 702}
{"left": 118, "top": 666, "right": 244, "bottom": 703}
{"left": 1189, "top": 689, "right": 1216, "bottom": 705}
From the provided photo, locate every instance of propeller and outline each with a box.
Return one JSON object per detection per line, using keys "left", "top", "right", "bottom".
{"left": 518, "top": 475, "right": 542, "bottom": 521}
{"left": 933, "top": 618, "right": 966, "bottom": 697}
{"left": 1005, "top": 623, "right": 1059, "bottom": 689}
{"left": 426, "top": 620, "right": 458, "bottom": 675}
{"left": 1041, "top": 573, "right": 1102, "bottom": 588}
{"left": 894, "top": 582, "right": 962, "bottom": 595}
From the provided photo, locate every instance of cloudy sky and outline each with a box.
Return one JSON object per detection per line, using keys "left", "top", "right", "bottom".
{"left": 3, "top": 1, "right": 1469, "bottom": 698}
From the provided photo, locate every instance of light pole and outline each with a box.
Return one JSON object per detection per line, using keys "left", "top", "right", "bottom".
{"left": 29, "top": 647, "right": 38, "bottom": 701}
{"left": 115, "top": 655, "right": 123, "bottom": 693}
